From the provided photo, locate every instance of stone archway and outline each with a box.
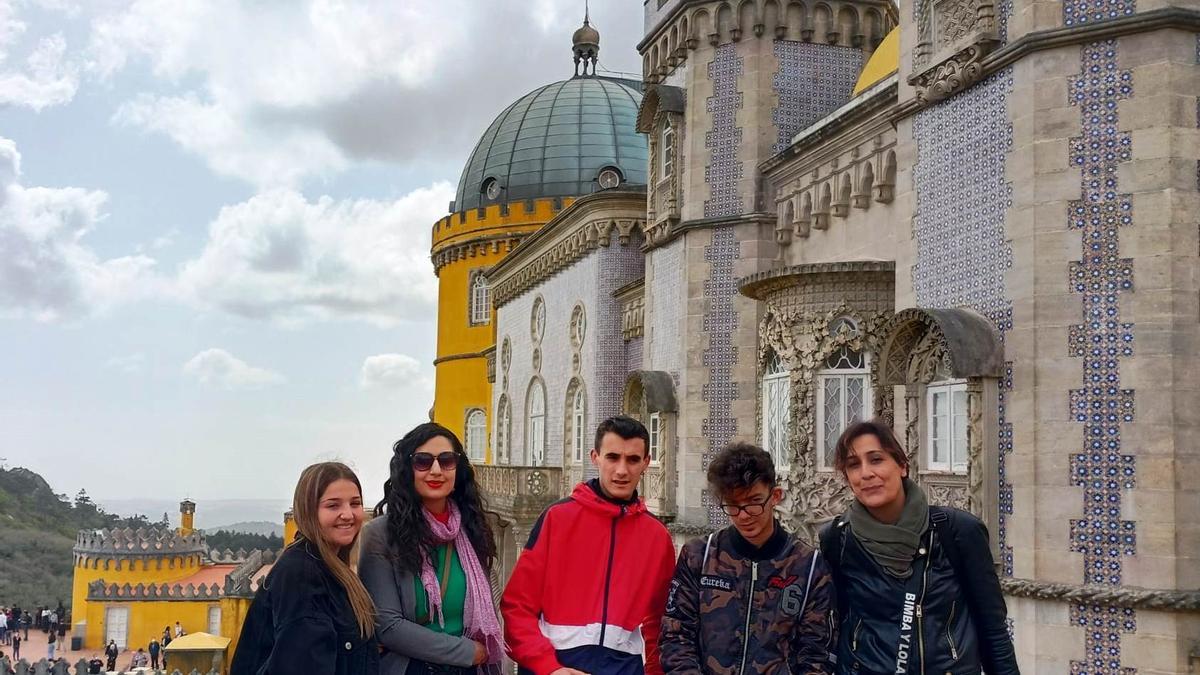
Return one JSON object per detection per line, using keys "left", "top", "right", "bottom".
{"left": 623, "top": 370, "right": 678, "bottom": 520}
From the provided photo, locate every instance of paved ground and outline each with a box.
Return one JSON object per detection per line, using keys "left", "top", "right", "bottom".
{"left": 2, "top": 628, "right": 163, "bottom": 671}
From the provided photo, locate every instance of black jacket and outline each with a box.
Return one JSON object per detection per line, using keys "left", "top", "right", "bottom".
{"left": 819, "top": 507, "right": 1019, "bottom": 675}
{"left": 231, "top": 540, "right": 380, "bottom": 675}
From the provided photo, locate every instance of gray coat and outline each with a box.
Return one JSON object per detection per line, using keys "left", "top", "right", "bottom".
{"left": 358, "top": 514, "right": 479, "bottom": 675}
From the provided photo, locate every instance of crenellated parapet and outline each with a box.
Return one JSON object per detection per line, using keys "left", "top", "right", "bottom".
{"left": 86, "top": 579, "right": 225, "bottom": 601}
{"left": 206, "top": 547, "right": 254, "bottom": 563}
{"left": 74, "top": 527, "right": 208, "bottom": 555}
{"left": 223, "top": 548, "right": 280, "bottom": 598}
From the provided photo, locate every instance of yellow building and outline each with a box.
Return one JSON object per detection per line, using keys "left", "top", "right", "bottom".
{"left": 71, "top": 500, "right": 277, "bottom": 664}
{"left": 431, "top": 17, "right": 647, "bottom": 463}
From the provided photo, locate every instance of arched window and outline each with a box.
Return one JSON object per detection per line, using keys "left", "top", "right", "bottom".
{"left": 470, "top": 273, "right": 490, "bottom": 325}
{"left": 816, "top": 345, "right": 872, "bottom": 469}
{"left": 495, "top": 395, "right": 511, "bottom": 464}
{"left": 527, "top": 380, "right": 546, "bottom": 466}
{"left": 571, "top": 386, "right": 587, "bottom": 463}
{"left": 465, "top": 409, "right": 486, "bottom": 461}
{"left": 761, "top": 351, "right": 791, "bottom": 471}
{"left": 661, "top": 121, "right": 674, "bottom": 178}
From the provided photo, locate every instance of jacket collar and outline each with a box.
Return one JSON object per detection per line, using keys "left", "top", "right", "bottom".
{"left": 728, "top": 519, "right": 790, "bottom": 561}
{"left": 571, "top": 479, "right": 646, "bottom": 516}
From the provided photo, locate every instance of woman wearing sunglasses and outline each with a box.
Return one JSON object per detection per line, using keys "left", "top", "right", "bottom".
{"left": 359, "top": 422, "right": 504, "bottom": 675}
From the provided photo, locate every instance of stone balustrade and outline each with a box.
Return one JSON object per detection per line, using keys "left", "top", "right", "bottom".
{"left": 474, "top": 465, "right": 563, "bottom": 522}
{"left": 0, "top": 657, "right": 221, "bottom": 675}
{"left": 86, "top": 580, "right": 224, "bottom": 601}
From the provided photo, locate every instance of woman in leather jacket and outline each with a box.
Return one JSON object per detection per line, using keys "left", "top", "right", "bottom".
{"left": 231, "top": 462, "right": 380, "bottom": 675}
{"left": 819, "top": 420, "right": 1019, "bottom": 675}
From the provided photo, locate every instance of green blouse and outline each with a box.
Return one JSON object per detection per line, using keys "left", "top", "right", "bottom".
{"left": 413, "top": 543, "right": 467, "bottom": 636}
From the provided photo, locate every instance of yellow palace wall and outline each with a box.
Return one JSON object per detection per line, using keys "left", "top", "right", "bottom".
{"left": 72, "top": 555, "right": 204, "bottom": 640}
{"left": 82, "top": 598, "right": 223, "bottom": 653}
{"left": 430, "top": 197, "right": 573, "bottom": 459}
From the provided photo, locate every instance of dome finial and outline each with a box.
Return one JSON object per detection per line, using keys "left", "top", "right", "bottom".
{"left": 572, "top": 2, "right": 600, "bottom": 77}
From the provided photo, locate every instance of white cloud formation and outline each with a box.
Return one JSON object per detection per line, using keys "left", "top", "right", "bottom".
{"left": 0, "top": 136, "right": 161, "bottom": 321}
{"left": 359, "top": 353, "right": 427, "bottom": 389}
{"left": 179, "top": 181, "right": 449, "bottom": 326}
{"left": 88, "top": 0, "right": 643, "bottom": 187}
{"left": 0, "top": 2, "right": 79, "bottom": 110}
{"left": 182, "top": 348, "right": 285, "bottom": 389}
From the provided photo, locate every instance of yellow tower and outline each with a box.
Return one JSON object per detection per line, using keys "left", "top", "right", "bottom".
{"left": 179, "top": 499, "right": 196, "bottom": 536}
{"left": 430, "top": 17, "right": 647, "bottom": 461}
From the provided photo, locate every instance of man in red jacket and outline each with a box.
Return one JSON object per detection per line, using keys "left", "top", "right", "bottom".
{"left": 501, "top": 416, "right": 677, "bottom": 675}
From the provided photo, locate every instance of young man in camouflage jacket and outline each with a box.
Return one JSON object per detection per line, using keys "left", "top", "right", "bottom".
{"left": 660, "top": 442, "right": 836, "bottom": 675}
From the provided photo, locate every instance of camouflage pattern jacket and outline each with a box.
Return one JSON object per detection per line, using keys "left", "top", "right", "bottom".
{"left": 660, "top": 522, "right": 836, "bottom": 675}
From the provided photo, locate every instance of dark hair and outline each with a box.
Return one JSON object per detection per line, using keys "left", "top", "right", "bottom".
{"left": 707, "top": 442, "right": 776, "bottom": 499}
{"left": 375, "top": 422, "right": 496, "bottom": 575}
{"left": 833, "top": 419, "right": 908, "bottom": 474}
{"left": 592, "top": 415, "right": 650, "bottom": 458}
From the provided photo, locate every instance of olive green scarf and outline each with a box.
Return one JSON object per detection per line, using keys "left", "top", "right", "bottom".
{"left": 847, "top": 477, "right": 929, "bottom": 578}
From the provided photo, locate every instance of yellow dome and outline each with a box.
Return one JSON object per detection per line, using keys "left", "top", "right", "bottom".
{"left": 853, "top": 28, "right": 899, "bottom": 95}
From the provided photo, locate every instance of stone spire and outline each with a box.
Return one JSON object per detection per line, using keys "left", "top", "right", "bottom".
{"left": 572, "top": 1, "right": 600, "bottom": 77}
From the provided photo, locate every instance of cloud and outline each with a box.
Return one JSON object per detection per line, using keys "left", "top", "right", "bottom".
{"left": 0, "top": 2, "right": 80, "bottom": 110}
{"left": 179, "top": 181, "right": 450, "bottom": 326}
{"left": 182, "top": 348, "right": 285, "bottom": 389}
{"left": 359, "top": 353, "right": 427, "bottom": 389}
{"left": 0, "top": 136, "right": 161, "bottom": 321}
{"left": 88, "top": 0, "right": 643, "bottom": 187}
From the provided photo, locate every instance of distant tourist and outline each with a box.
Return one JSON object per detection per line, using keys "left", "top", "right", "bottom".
{"left": 359, "top": 422, "right": 503, "bottom": 675}
{"left": 161, "top": 628, "right": 172, "bottom": 668}
{"left": 9, "top": 631, "right": 18, "bottom": 660}
{"left": 819, "top": 420, "right": 1020, "bottom": 675}
{"left": 148, "top": 637, "right": 161, "bottom": 668}
{"left": 88, "top": 655, "right": 105, "bottom": 674}
{"left": 0, "top": 606, "right": 7, "bottom": 645}
{"left": 174, "top": 621, "right": 184, "bottom": 638}
{"left": 230, "top": 462, "right": 379, "bottom": 675}
{"left": 45, "top": 628, "right": 55, "bottom": 661}
{"left": 105, "top": 639, "right": 119, "bottom": 671}
{"left": 501, "top": 416, "right": 676, "bottom": 675}
{"left": 19, "top": 612, "right": 29, "bottom": 640}
{"left": 130, "top": 647, "right": 149, "bottom": 668}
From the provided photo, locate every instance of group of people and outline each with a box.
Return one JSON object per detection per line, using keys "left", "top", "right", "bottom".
{"left": 0, "top": 604, "right": 64, "bottom": 662}
{"left": 230, "top": 416, "right": 1020, "bottom": 675}
{"left": 91, "top": 623, "right": 181, "bottom": 673}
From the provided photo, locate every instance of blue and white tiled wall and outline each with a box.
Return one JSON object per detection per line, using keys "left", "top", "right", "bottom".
{"left": 1065, "top": 38, "right": 1137, "bottom": 675}
{"left": 912, "top": 67, "right": 1016, "bottom": 579}
{"left": 771, "top": 41, "right": 863, "bottom": 154}
{"left": 701, "top": 227, "right": 741, "bottom": 525}
{"left": 704, "top": 44, "right": 744, "bottom": 218}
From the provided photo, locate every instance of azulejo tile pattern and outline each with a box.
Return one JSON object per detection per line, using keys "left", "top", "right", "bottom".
{"left": 704, "top": 44, "right": 744, "bottom": 218}
{"left": 770, "top": 41, "right": 863, "bottom": 154}
{"left": 912, "top": 69, "right": 1016, "bottom": 578}
{"left": 648, "top": 240, "right": 683, "bottom": 382}
{"left": 1066, "top": 39, "right": 1137, "bottom": 675}
{"left": 701, "top": 227, "right": 740, "bottom": 524}
{"left": 1063, "top": 0, "right": 1135, "bottom": 27}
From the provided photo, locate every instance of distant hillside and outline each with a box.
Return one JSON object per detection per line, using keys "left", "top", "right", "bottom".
{"left": 208, "top": 520, "right": 283, "bottom": 537}
{"left": 0, "top": 466, "right": 171, "bottom": 609}
{"left": 97, "top": 497, "right": 292, "bottom": 530}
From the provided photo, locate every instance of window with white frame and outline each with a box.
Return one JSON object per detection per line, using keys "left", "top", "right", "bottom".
{"left": 571, "top": 386, "right": 587, "bottom": 463}
{"left": 207, "top": 606, "right": 221, "bottom": 635}
{"left": 648, "top": 412, "right": 662, "bottom": 464}
{"left": 527, "top": 380, "right": 546, "bottom": 466}
{"left": 465, "top": 409, "right": 486, "bottom": 461}
{"left": 496, "top": 396, "right": 511, "bottom": 464}
{"left": 661, "top": 121, "right": 674, "bottom": 179}
{"left": 470, "top": 273, "right": 490, "bottom": 325}
{"left": 816, "top": 345, "right": 872, "bottom": 470}
{"left": 927, "top": 381, "right": 968, "bottom": 473}
{"left": 761, "top": 351, "right": 790, "bottom": 471}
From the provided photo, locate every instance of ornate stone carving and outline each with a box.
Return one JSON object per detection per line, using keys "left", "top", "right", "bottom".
{"left": 911, "top": 43, "right": 992, "bottom": 104}
{"left": 935, "top": 0, "right": 984, "bottom": 49}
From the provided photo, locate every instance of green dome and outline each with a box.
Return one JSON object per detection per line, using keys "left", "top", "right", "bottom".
{"left": 454, "top": 77, "right": 647, "bottom": 212}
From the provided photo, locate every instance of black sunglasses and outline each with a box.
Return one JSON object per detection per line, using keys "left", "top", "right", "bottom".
{"left": 411, "top": 451, "right": 460, "bottom": 472}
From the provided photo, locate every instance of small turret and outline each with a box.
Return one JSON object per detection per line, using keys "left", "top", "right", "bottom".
{"left": 283, "top": 509, "right": 297, "bottom": 545}
{"left": 179, "top": 499, "right": 196, "bottom": 536}
{"left": 572, "top": 2, "right": 600, "bottom": 77}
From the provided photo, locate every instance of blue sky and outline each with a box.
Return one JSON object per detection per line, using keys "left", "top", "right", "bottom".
{"left": 0, "top": 0, "right": 643, "bottom": 503}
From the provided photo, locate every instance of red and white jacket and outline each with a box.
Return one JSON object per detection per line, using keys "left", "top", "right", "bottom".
{"left": 501, "top": 480, "right": 677, "bottom": 675}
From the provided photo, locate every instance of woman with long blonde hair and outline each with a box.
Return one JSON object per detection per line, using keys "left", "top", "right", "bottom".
{"left": 232, "top": 462, "right": 380, "bottom": 675}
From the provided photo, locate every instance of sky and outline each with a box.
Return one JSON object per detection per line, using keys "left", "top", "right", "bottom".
{"left": 0, "top": 0, "right": 645, "bottom": 506}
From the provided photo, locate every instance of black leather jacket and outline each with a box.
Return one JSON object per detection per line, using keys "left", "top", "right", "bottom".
{"left": 819, "top": 507, "right": 1019, "bottom": 675}
{"left": 231, "top": 540, "right": 380, "bottom": 675}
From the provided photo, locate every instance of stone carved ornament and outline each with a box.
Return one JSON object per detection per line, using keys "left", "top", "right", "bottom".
{"left": 759, "top": 305, "right": 893, "bottom": 542}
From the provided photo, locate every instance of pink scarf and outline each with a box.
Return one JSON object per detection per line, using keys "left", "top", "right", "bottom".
{"left": 420, "top": 503, "right": 504, "bottom": 674}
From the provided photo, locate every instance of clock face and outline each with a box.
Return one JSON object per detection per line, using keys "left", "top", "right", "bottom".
{"left": 484, "top": 179, "right": 501, "bottom": 200}
{"left": 598, "top": 168, "right": 620, "bottom": 189}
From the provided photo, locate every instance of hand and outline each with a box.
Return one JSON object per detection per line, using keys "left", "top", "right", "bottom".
{"left": 472, "top": 641, "right": 489, "bottom": 665}
{"left": 549, "top": 669, "right": 590, "bottom": 675}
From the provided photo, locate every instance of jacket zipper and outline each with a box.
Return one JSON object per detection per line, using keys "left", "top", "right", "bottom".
{"left": 945, "top": 600, "right": 959, "bottom": 661}
{"left": 851, "top": 618, "right": 863, "bottom": 652}
{"left": 915, "top": 545, "right": 931, "bottom": 674}
{"left": 737, "top": 561, "right": 758, "bottom": 675}
{"left": 598, "top": 505, "right": 625, "bottom": 646}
